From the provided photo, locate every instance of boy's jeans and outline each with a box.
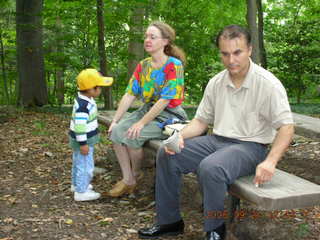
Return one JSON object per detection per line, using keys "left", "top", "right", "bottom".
{"left": 72, "top": 146, "right": 94, "bottom": 193}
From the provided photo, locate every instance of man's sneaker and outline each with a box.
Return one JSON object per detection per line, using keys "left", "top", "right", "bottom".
{"left": 74, "top": 190, "right": 101, "bottom": 201}
{"left": 71, "top": 184, "right": 93, "bottom": 192}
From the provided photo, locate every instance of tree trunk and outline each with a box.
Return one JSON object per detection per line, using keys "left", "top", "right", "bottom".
{"left": 56, "top": 70, "right": 64, "bottom": 105}
{"left": 256, "top": 0, "right": 267, "bottom": 68}
{"left": 297, "top": 89, "right": 301, "bottom": 104}
{"left": 55, "top": 16, "right": 65, "bottom": 106}
{"left": 246, "top": 0, "right": 261, "bottom": 64}
{"left": 16, "top": 0, "right": 47, "bottom": 107}
{"left": 97, "top": 0, "right": 113, "bottom": 110}
{"left": 0, "top": 30, "right": 9, "bottom": 104}
{"left": 127, "top": 4, "right": 145, "bottom": 80}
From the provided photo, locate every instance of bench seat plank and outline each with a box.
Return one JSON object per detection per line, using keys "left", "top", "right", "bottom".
{"left": 229, "top": 169, "right": 320, "bottom": 210}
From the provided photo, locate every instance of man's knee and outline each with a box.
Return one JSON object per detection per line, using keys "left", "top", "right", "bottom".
{"left": 198, "top": 161, "right": 227, "bottom": 183}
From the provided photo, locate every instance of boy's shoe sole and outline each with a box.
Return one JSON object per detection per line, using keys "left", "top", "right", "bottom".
{"left": 74, "top": 191, "right": 100, "bottom": 201}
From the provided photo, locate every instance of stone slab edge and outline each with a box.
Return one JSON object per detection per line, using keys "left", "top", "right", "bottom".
{"left": 293, "top": 112, "right": 320, "bottom": 141}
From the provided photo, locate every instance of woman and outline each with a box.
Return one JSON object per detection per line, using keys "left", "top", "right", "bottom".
{"left": 108, "top": 21, "right": 188, "bottom": 197}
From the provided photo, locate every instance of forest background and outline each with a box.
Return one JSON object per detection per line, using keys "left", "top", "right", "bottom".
{"left": 0, "top": 1, "right": 320, "bottom": 239}
{"left": 0, "top": 0, "right": 319, "bottom": 116}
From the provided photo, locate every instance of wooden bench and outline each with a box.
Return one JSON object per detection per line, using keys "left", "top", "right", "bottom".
{"left": 98, "top": 110, "right": 320, "bottom": 225}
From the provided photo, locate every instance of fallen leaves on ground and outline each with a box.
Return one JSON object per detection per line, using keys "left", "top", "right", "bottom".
{"left": 0, "top": 109, "right": 319, "bottom": 240}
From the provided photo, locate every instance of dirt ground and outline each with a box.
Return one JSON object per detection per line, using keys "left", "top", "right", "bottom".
{"left": 0, "top": 109, "right": 319, "bottom": 240}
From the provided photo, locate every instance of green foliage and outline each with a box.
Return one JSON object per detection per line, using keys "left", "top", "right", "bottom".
{"left": 0, "top": 0, "right": 16, "bottom": 104}
{"left": 264, "top": 0, "right": 320, "bottom": 103}
{"left": 151, "top": 0, "right": 246, "bottom": 103}
{"left": 0, "top": 0, "right": 319, "bottom": 106}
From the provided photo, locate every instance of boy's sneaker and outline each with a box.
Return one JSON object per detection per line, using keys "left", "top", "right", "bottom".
{"left": 71, "top": 184, "right": 93, "bottom": 192}
{"left": 74, "top": 190, "right": 101, "bottom": 201}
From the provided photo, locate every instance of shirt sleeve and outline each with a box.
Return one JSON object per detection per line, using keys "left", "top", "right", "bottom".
{"left": 126, "top": 63, "right": 142, "bottom": 96}
{"left": 160, "top": 61, "right": 184, "bottom": 100}
{"left": 269, "top": 84, "right": 294, "bottom": 129}
{"left": 195, "top": 78, "right": 215, "bottom": 124}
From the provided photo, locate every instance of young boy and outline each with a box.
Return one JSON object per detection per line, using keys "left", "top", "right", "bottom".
{"left": 69, "top": 68, "right": 113, "bottom": 201}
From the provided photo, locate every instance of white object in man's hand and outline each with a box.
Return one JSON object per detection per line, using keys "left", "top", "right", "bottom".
{"left": 162, "top": 130, "right": 181, "bottom": 153}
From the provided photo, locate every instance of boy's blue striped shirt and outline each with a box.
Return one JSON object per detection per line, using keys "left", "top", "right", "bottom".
{"left": 69, "top": 93, "right": 100, "bottom": 149}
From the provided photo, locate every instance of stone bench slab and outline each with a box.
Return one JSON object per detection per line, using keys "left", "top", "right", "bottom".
{"left": 293, "top": 112, "right": 320, "bottom": 141}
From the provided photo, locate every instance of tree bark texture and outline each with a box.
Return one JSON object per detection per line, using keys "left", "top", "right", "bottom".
{"left": 16, "top": 0, "right": 47, "bottom": 107}
{"left": 256, "top": 0, "right": 267, "bottom": 68}
{"left": 246, "top": 0, "right": 261, "bottom": 65}
{"left": 127, "top": 4, "right": 145, "bottom": 80}
{"left": 55, "top": 16, "right": 65, "bottom": 105}
{"left": 97, "top": 0, "right": 113, "bottom": 110}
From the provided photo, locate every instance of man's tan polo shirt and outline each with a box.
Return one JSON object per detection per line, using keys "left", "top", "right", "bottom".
{"left": 195, "top": 59, "right": 293, "bottom": 144}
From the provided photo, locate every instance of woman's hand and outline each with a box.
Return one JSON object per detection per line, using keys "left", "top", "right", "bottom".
{"left": 108, "top": 121, "right": 118, "bottom": 136}
{"left": 126, "top": 121, "right": 145, "bottom": 139}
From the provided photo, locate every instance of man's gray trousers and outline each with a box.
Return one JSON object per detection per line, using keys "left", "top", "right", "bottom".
{"left": 155, "top": 134, "right": 268, "bottom": 231}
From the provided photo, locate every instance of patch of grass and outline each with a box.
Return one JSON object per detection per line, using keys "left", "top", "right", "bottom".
{"left": 34, "top": 120, "right": 46, "bottom": 129}
{"left": 290, "top": 103, "right": 320, "bottom": 117}
{"left": 34, "top": 105, "right": 73, "bottom": 114}
{"left": 32, "top": 120, "right": 50, "bottom": 136}
{"left": 98, "top": 125, "right": 113, "bottom": 145}
{"left": 99, "top": 125, "right": 107, "bottom": 132}
{"left": 100, "top": 135, "right": 112, "bottom": 145}
{"left": 295, "top": 223, "right": 310, "bottom": 238}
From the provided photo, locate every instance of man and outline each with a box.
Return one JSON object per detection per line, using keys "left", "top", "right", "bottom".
{"left": 138, "top": 25, "right": 294, "bottom": 240}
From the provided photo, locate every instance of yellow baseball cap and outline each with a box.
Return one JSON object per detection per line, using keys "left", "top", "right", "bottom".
{"left": 77, "top": 68, "right": 113, "bottom": 90}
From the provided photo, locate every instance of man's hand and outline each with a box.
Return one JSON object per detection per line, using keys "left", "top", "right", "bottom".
{"left": 254, "top": 124, "right": 294, "bottom": 186}
{"left": 165, "top": 133, "right": 184, "bottom": 155}
{"left": 254, "top": 159, "right": 276, "bottom": 186}
{"left": 80, "top": 144, "right": 89, "bottom": 155}
{"left": 126, "top": 121, "right": 145, "bottom": 139}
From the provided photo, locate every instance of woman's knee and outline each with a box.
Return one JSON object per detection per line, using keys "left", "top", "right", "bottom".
{"left": 110, "top": 123, "right": 127, "bottom": 142}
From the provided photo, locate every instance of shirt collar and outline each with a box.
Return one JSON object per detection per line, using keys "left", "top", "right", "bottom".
{"left": 241, "top": 58, "right": 255, "bottom": 89}
{"left": 224, "top": 58, "right": 255, "bottom": 89}
{"left": 78, "top": 92, "right": 95, "bottom": 104}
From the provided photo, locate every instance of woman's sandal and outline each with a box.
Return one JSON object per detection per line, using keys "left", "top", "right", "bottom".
{"left": 109, "top": 180, "right": 137, "bottom": 197}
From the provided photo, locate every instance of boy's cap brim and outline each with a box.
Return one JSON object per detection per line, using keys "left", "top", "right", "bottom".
{"left": 98, "top": 77, "right": 113, "bottom": 87}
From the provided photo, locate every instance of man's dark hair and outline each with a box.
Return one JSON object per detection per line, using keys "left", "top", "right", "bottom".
{"left": 215, "top": 25, "right": 251, "bottom": 48}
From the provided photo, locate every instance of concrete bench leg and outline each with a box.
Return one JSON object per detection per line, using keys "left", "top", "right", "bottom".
{"left": 227, "top": 194, "right": 240, "bottom": 225}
